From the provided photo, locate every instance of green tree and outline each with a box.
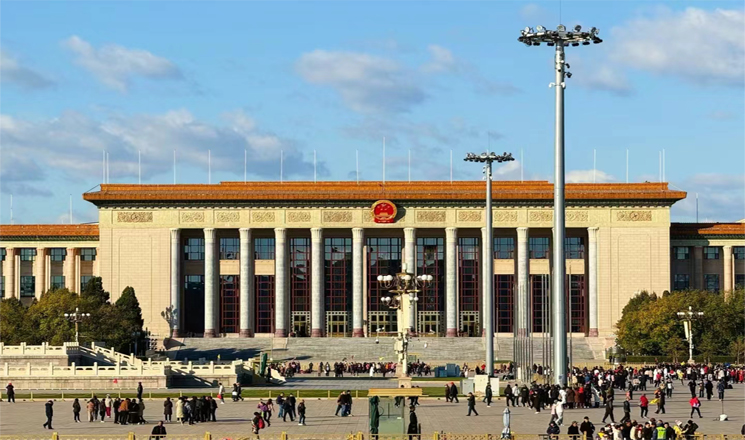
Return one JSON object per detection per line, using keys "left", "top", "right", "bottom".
{"left": 25, "top": 288, "right": 79, "bottom": 345}
{"left": 109, "top": 286, "right": 145, "bottom": 353}
{"left": 0, "top": 298, "right": 30, "bottom": 344}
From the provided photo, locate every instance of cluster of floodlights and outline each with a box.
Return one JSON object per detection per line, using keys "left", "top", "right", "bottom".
{"left": 518, "top": 25, "right": 602, "bottom": 46}
{"left": 464, "top": 152, "right": 515, "bottom": 163}
{"left": 376, "top": 273, "right": 434, "bottom": 308}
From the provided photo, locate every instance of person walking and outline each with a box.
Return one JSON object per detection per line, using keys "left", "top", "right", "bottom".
{"left": 655, "top": 391, "right": 666, "bottom": 415}
{"left": 580, "top": 416, "right": 595, "bottom": 440}
{"left": 164, "top": 397, "right": 173, "bottom": 422}
{"left": 717, "top": 381, "right": 726, "bottom": 400}
{"left": 105, "top": 394, "right": 113, "bottom": 419}
{"left": 113, "top": 397, "right": 121, "bottom": 424}
{"left": 43, "top": 400, "right": 54, "bottom": 429}
{"left": 466, "top": 392, "right": 479, "bottom": 416}
{"left": 150, "top": 421, "right": 167, "bottom": 439}
{"left": 5, "top": 382, "right": 15, "bottom": 403}
{"left": 72, "top": 398, "right": 81, "bottom": 423}
{"left": 251, "top": 412, "right": 264, "bottom": 435}
{"left": 217, "top": 383, "right": 226, "bottom": 404}
{"left": 484, "top": 383, "right": 493, "bottom": 407}
{"left": 602, "top": 399, "right": 616, "bottom": 423}
{"left": 504, "top": 384, "right": 514, "bottom": 407}
{"left": 288, "top": 393, "right": 297, "bottom": 420}
{"left": 282, "top": 396, "right": 293, "bottom": 422}
{"left": 639, "top": 394, "right": 649, "bottom": 419}
{"left": 175, "top": 397, "right": 184, "bottom": 424}
{"left": 556, "top": 400, "right": 565, "bottom": 426}
{"left": 297, "top": 399, "right": 306, "bottom": 426}
{"left": 87, "top": 399, "right": 96, "bottom": 422}
{"left": 209, "top": 396, "right": 218, "bottom": 421}
{"left": 119, "top": 398, "right": 130, "bottom": 425}
{"left": 407, "top": 406, "right": 419, "bottom": 440}
{"left": 620, "top": 397, "right": 632, "bottom": 423}
{"left": 137, "top": 382, "right": 144, "bottom": 401}
{"left": 689, "top": 396, "right": 702, "bottom": 418}
{"left": 138, "top": 398, "right": 146, "bottom": 424}
{"left": 99, "top": 397, "right": 107, "bottom": 422}
{"left": 449, "top": 382, "right": 459, "bottom": 403}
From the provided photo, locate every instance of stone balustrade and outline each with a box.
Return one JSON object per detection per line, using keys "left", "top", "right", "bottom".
{"left": 0, "top": 342, "right": 77, "bottom": 356}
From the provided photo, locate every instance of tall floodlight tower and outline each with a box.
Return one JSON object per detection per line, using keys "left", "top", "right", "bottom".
{"left": 517, "top": 25, "right": 602, "bottom": 386}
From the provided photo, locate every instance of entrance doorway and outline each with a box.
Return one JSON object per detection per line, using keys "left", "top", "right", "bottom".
{"left": 219, "top": 275, "right": 239, "bottom": 334}
{"left": 417, "top": 311, "right": 442, "bottom": 336}
{"left": 326, "top": 312, "right": 349, "bottom": 337}
{"left": 460, "top": 312, "right": 479, "bottom": 337}
{"left": 291, "top": 312, "right": 310, "bottom": 337}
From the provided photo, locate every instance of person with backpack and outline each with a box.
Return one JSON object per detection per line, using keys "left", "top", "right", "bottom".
{"left": 251, "top": 411, "right": 264, "bottom": 434}
{"left": 689, "top": 396, "right": 702, "bottom": 418}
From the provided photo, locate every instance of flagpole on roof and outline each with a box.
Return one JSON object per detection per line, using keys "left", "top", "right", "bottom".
{"left": 244, "top": 149, "right": 247, "bottom": 183}
{"left": 408, "top": 149, "right": 411, "bottom": 183}
{"left": 593, "top": 149, "right": 596, "bottom": 183}
{"left": 69, "top": 194, "right": 73, "bottom": 224}
{"left": 173, "top": 150, "right": 176, "bottom": 184}
{"left": 626, "top": 149, "right": 629, "bottom": 183}
{"left": 356, "top": 150, "right": 360, "bottom": 185}
{"left": 208, "top": 150, "right": 211, "bottom": 184}
{"left": 382, "top": 137, "right": 386, "bottom": 184}
{"left": 450, "top": 150, "right": 453, "bottom": 184}
{"left": 314, "top": 150, "right": 317, "bottom": 184}
{"left": 280, "top": 150, "right": 284, "bottom": 184}
{"left": 138, "top": 150, "right": 142, "bottom": 184}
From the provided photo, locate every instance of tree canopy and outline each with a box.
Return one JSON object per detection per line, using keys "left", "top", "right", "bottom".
{"left": 616, "top": 288, "right": 745, "bottom": 362}
{"left": 0, "top": 277, "right": 145, "bottom": 353}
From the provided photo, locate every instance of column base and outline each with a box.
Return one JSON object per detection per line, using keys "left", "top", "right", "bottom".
{"left": 170, "top": 329, "right": 183, "bottom": 338}
{"left": 311, "top": 328, "right": 323, "bottom": 337}
{"left": 588, "top": 328, "right": 598, "bottom": 337}
{"left": 239, "top": 329, "right": 254, "bottom": 338}
{"left": 516, "top": 328, "right": 528, "bottom": 337}
{"left": 352, "top": 328, "right": 364, "bottom": 337}
{"left": 446, "top": 328, "right": 457, "bottom": 337}
{"left": 204, "top": 329, "right": 216, "bottom": 338}
{"left": 274, "top": 329, "right": 288, "bottom": 338}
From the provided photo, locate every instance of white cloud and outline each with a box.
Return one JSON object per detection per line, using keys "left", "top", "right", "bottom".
{"left": 0, "top": 110, "right": 322, "bottom": 194}
{"left": 520, "top": 4, "right": 548, "bottom": 21}
{"left": 0, "top": 50, "right": 54, "bottom": 90}
{"left": 421, "top": 45, "right": 457, "bottom": 73}
{"left": 566, "top": 169, "right": 616, "bottom": 183}
{"left": 574, "top": 63, "right": 633, "bottom": 96}
{"left": 610, "top": 7, "right": 745, "bottom": 86}
{"left": 62, "top": 35, "right": 182, "bottom": 92}
{"left": 671, "top": 174, "right": 745, "bottom": 222}
{"left": 296, "top": 50, "right": 426, "bottom": 113}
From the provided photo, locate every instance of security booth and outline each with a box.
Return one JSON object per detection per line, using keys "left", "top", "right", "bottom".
{"left": 368, "top": 388, "right": 423, "bottom": 435}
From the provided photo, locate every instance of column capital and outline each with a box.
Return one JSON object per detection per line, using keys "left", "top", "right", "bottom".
{"left": 204, "top": 228, "right": 216, "bottom": 240}
{"left": 352, "top": 227, "right": 364, "bottom": 241}
{"left": 239, "top": 227, "right": 251, "bottom": 238}
{"left": 310, "top": 227, "right": 323, "bottom": 241}
{"left": 404, "top": 227, "right": 416, "bottom": 237}
{"left": 517, "top": 227, "right": 528, "bottom": 240}
{"left": 723, "top": 245, "right": 733, "bottom": 251}
{"left": 274, "top": 227, "right": 287, "bottom": 240}
{"left": 588, "top": 226, "right": 599, "bottom": 242}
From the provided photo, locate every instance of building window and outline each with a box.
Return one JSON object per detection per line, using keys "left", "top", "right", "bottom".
{"left": 325, "top": 238, "right": 352, "bottom": 312}
{"left": 736, "top": 274, "right": 745, "bottom": 289}
{"left": 568, "top": 274, "right": 587, "bottom": 333}
{"left": 1, "top": 276, "right": 4, "bottom": 298}
{"left": 458, "top": 237, "right": 480, "bottom": 312}
{"left": 254, "top": 238, "right": 275, "bottom": 260}
{"left": 496, "top": 275, "right": 513, "bottom": 333}
{"left": 51, "top": 276, "right": 65, "bottom": 290}
{"left": 1, "top": 248, "right": 5, "bottom": 261}
{"left": 565, "top": 237, "right": 585, "bottom": 259}
{"left": 50, "top": 248, "right": 66, "bottom": 262}
{"left": 20, "top": 276, "right": 35, "bottom": 297}
{"left": 184, "top": 238, "right": 205, "bottom": 261}
{"left": 80, "top": 248, "right": 97, "bottom": 261}
{"left": 704, "top": 247, "right": 720, "bottom": 260}
{"left": 81, "top": 276, "right": 93, "bottom": 290}
{"left": 20, "top": 248, "right": 37, "bottom": 262}
{"left": 704, "top": 274, "right": 719, "bottom": 292}
{"left": 255, "top": 275, "right": 275, "bottom": 334}
{"left": 368, "top": 237, "right": 402, "bottom": 313}
{"left": 219, "top": 238, "right": 240, "bottom": 260}
{"left": 493, "top": 237, "right": 514, "bottom": 260}
{"left": 529, "top": 238, "right": 549, "bottom": 259}
{"left": 418, "top": 237, "right": 444, "bottom": 313}
{"left": 290, "top": 238, "right": 311, "bottom": 313}
{"left": 531, "top": 275, "right": 549, "bottom": 332}
{"left": 734, "top": 246, "right": 745, "bottom": 260}
{"left": 673, "top": 274, "right": 690, "bottom": 290}
{"left": 674, "top": 247, "right": 689, "bottom": 260}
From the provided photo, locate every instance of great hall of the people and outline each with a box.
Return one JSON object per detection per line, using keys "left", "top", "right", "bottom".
{"left": 1, "top": 181, "right": 743, "bottom": 344}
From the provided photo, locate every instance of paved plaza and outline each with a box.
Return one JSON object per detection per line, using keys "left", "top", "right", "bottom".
{"left": 1, "top": 385, "right": 743, "bottom": 436}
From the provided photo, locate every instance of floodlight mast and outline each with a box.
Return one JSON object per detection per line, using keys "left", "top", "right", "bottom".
{"left": 517, "top": 24, "right": 601, "bottom": 387}
{"left": 464, "top": 151, "right": 514, "bottom": 377}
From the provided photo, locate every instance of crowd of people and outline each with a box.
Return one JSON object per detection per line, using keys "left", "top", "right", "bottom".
{"left": 267, "top": 359, "right": 434, "bottom": 378}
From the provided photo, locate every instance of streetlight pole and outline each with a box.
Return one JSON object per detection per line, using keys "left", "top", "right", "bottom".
{"left": 464, "top": 151, "right": 515, "bottom": 377}
{"left": 378, "top": 269, "right": 433, "bottom": 385}
{"left": 64, "top": 307, "right": 91, "bottom": 343}
{"left": 676, "top": 306, "right": 704, "bottom": 364}
{"left": 517, "top": 24, "right": 602, "bottom": 386}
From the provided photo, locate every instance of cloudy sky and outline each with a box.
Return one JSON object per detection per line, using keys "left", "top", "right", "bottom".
{"left": 1, "top": 1, "right": 743, "bottom": 224}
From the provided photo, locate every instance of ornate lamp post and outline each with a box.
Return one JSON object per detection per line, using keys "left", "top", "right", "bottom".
{"left": 464, "top": 151, "right": 514, "bottom": 377}
{"left": 676, "top": 306, "right": 704, "bottom": 364}
{"left": 377, "top": 267, "right": 433, "bottom": 386}
{"left": 517, "top": 24, "right": 602, "bottom": 386}
{"left": 64, "top": 307, "right": 91, "bottom": 343}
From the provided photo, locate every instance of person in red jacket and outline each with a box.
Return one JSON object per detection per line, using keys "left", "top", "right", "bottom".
{"left": 639, "top": 394, "right": 649, "bottom": 419}
{"left": 689, "top": 396, "right": 702, "bottom": 418}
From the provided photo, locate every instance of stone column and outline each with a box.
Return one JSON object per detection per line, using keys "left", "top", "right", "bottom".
{"left": 239, "top": 228, "right": 255, "bottom": 337}
{"left": 274, "top": 228, "right": 288, "bottom": 337}
{"left": 169, "top": 229, "right": 182, "bottom": 337}
{"left": 4, "top": 248, "right": 15, "bottom": 298}
{"left": 204, "top": 228, "right": 217, "bottom": 338}
{"left": 352, "top": 227, "right": 365, "bottom": 337}
{"left": 64, "top": 248, "right": 76, "bottom": 292}
{"left": 311, "top": 228, "right": 325, "bottom": 337}
{"left": 723, "top": 245, "right": 733, "bottom": 296}
{"left": 35, "top": 247, "right": 46, "bottom": 297}
{"left": 445, "top": 228, "right": 458, "bottom": 337}
{"left": 516, "top": 227, "right": 530, "bottom": 337}
{"left": 404, "top": 227, "right": 417, "bottom": 335}
{"left": 587, "top": 227, "right": 599, "bottom": 337}
{"left": 693, "top": 246, "right": 704, "bottom": 290}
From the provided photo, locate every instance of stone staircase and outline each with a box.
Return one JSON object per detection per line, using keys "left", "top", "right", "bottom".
{"left": 171, "top": 336, "right": 605, "bottom": 363}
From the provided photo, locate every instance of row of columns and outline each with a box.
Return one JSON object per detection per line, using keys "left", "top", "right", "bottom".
{"left": 691, "top": 245, "right": 735, "bottom": 292}
{"left": 168, "top": 226, "right": 601, "bottom": 338}
{"left": 1, "top": 247, "right": 85, "bottom": 298}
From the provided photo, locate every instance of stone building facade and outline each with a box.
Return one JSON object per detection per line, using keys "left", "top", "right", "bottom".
{"left": 1, "top": 181, "right": 743, "bottom": 343}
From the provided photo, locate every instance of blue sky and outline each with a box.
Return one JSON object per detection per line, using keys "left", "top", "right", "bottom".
{"left": 1, "top": 1, "right": 743, "bottom": 224}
